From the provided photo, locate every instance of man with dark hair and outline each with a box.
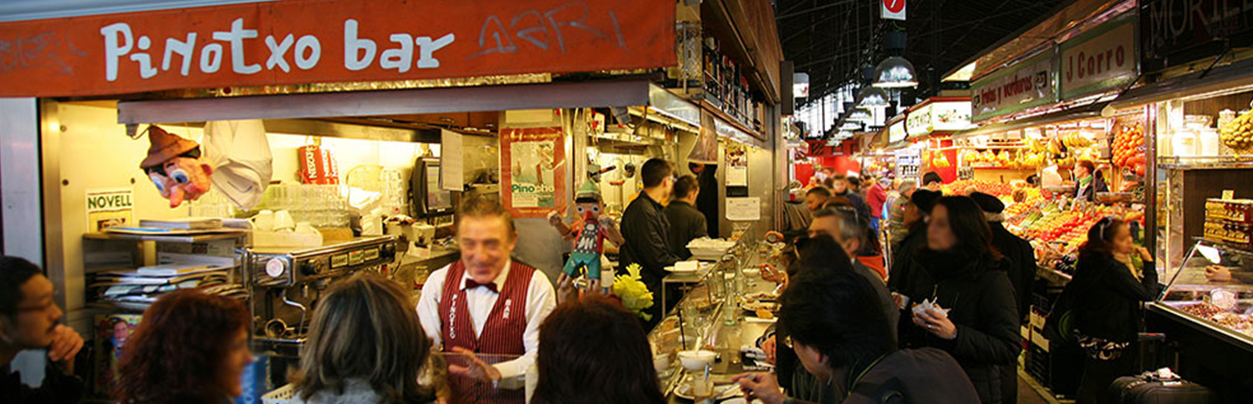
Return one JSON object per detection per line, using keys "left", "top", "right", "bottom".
{"left": 620, "top": 158, "right": 681, "bottom": 327}
{"left": 970, "top": 192, "right": 1035, "bottom": 322}
{"left": 1, "top": 256, "right": 85, "bottom": 404}
{"left": 665, "top": 175, "right": 707, "bottom": 259}
{"left": 734, "top": 249, "right": 979, "bottom": 404}
{"left": 803, "top": 187, "right": 830, "bottom": 212}
{"left": 417, "top": 196, "right": 556, "bottom": 401}
{"left": 922, "top": 172, "right": 944, "bottom": 191}
{"left": 828, "top": 174, "right": 871, "bottom": 223}
{"left": 808, "top": 208, "right": 897, "bottom": 335}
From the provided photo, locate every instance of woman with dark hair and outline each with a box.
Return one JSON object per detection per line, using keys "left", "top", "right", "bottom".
{"left": 734, "top": 247, "right": 979, "bottom": 404}
{"left": 117, "top": 290, "right": 252, "bottom": 404}
{"left": 1072, "top": 160, "right": 1108, "bottom": 202}
{"left": 292, "top": 274, "right": 434, "bottom": 404}
{"left": 1070, "top": 217, "right": 1157, "bottom": 404}
{"left": 532, "top": 294, "right": 664, "bottom": 404}
{"left": 894, "top": 196, "right": 1020, "bottom": 404}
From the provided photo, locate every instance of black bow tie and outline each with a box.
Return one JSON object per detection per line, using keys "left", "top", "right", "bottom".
{"left": 463, "top": 279, "right": 498, "bottom": 293}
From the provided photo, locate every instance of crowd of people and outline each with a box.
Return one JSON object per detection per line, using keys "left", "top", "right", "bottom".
{"left": 2, "top": 162, "right": 1160, "bottom": 404}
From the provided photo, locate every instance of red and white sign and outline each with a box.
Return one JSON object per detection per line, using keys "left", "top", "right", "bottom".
{"left": 0, "top": 0, "right": 675, "bottom": 97}
{"left": 882, "top": 0, "right": 906, "bottom": 21}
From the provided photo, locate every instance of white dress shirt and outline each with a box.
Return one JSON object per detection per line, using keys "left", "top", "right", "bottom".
{"left": 416, "top": 260, "right": 556, "bottom": 378}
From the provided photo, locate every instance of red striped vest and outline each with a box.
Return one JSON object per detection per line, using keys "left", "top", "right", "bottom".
{"left": 437, "top": 260, "right": 533, "bottom": 404}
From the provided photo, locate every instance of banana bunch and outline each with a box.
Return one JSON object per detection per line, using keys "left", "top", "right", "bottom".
{"left": 1220, "top": 109, "right": 1253, "bottom": 151}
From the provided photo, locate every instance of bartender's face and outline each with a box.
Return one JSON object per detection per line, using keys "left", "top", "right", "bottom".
{"left": 458, "top": 215, "right": 517, "bottom": 284}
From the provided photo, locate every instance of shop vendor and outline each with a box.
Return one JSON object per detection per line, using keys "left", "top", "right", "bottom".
{"left": 416, "top": 196, "right": 556, "bottom": 404}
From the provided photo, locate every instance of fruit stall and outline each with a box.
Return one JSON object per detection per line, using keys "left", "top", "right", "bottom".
{"left": 1094, "top": 1, "right": 1253, "bottom": 399}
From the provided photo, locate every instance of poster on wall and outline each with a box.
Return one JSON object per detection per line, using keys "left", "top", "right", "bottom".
{"left": 92, "top": 313, "right": 141, "bottom": 397}
{"left": 85, "top": 188, "right": 133, "bottom": 232}
{"left": 725, "top": 142, "right": 748, "bottom": 186}
{"left": 726, "top": 197, "right": 761, "bottom": 221}
{"left": 500, "top": 127, "right": 566, "bottom": 218}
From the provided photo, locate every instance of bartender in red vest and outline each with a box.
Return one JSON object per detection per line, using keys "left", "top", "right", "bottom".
{"left": 416, "top": 196, "right": 556, "bottom": 403}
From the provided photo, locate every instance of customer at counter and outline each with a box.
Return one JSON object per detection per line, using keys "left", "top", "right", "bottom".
{"left": 970, "top": 192, "right": 1036, "bottom": 322}
{"left": 292, "top": 274, "right": 435, "bottom": 404}
{"left": 618, "top": 158, "right": 682, "bottom": 327}
{"left": 806, "top": 209, "right": 897, "bottom": 337}
{"left": 805, "top": 187, "right": 832, "bottom": 212}
{"left": 895, "top": 196, "right": 1020, "bottom": 404}
{"left": 116, "top": 290, "right": 253, "bottom": 404}
{"left": 829, "top": 175, "right": 871, "bottom": 222}
{"left": 665, "top": 175, "right": 708, "bottom": 259}
{"left": 415, "top": 196, "right": 556, "bottom": 404}
{"left": 734, "top": 263, "right": 980, "bottom": 404}
{"left": 1070, "top": 217, "right": 1158, "bottom": 404}
{"left": 1072, "top": 160, "right": 1108, "bottom": 202}
{"left": 532, "top": 295, "right": 665, "bottom": 404}
{"left": 1, "top": 256, "right": 85, "bottom": 404}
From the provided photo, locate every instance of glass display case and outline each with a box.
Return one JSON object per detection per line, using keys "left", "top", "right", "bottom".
{"left": 1152, "top": 238, "right": 1253, "bottom": 348}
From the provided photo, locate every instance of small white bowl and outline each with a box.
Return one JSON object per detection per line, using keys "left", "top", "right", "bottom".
{"left": 677, "top": 349, "right": 716, "bottom": 370}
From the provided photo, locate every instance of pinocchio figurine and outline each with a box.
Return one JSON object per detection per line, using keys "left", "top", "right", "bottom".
{"left": 547, "top": 180, "right": 625, "bottom": 301}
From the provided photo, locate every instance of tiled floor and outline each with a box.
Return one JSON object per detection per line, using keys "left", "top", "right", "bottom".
{"left": 1018, "top": 369, "right": 1071, "bottom": 404}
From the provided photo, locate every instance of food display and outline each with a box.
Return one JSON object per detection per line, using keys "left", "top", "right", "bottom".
{"left": 944, "top": 179, "right": 1013, "bottom": 197}
{"left": 1177, "top": 302, "right": 1253, "bottom": 338}
{"left": 1204, "top": 199, "right": 1253, "bottom": 249}
{"left": 1218, "top": 108, "right": 1253, "bottom": 152}
{"left": 1111, "top": 121, "right": 1147, "bottom": 176}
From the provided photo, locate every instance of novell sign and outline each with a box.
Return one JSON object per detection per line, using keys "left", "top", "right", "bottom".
{"left": 882, "top": 0, "right": 906, "bottom": 21}
{"left": 0, "top": 0, "right": 675, "bottom": 97}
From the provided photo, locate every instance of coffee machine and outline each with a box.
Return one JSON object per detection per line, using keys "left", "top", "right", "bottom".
{"left": 246, "top": 236, "right": 398, "bottom": 359}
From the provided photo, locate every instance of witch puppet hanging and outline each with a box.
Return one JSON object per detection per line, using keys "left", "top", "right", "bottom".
{"left": 547, "top": 180, "right": 625, "bottom": 301}
{"left": 140, "top": 125, "right": 214, "bottom": 208}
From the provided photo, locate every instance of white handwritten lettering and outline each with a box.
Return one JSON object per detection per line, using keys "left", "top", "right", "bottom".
{"left": 344, "top": 19, "right": 376, "bottom": 71}
{"left": 211, "top": 18, "right": 261, "bottom": 74}
{"left": 100, "top": 23, "right": 133, "bottom": 81}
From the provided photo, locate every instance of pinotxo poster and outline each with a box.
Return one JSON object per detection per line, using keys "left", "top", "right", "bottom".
{"left": 500, "top": 127, "right": 566, "bottom": 218}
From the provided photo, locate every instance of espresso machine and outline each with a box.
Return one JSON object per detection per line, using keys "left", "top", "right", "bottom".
{"left": 245, "top": 236, "right": 398, "bottom": 368}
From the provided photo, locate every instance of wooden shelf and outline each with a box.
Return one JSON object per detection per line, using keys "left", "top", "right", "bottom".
{"left": 85, "top": 231, "right": 246, "bottom": 243}
{"left": 700, "top": 100, "right": 764, "bottom": 141}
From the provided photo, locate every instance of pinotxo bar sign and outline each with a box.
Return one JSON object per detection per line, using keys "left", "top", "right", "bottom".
{"left": 0, "top": 0, "right": 675, "bottom": 97}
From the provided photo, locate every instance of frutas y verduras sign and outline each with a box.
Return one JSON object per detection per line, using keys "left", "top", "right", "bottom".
{"left": 0, "top": 0, "right": 676, "bottom": 97}
{"left": 970, "top": 50, "right": 1055, "bottom": 122}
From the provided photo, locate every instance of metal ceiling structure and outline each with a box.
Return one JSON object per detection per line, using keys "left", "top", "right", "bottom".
{"left": 777, "top": 0, "right": 1074, "bottom": 108}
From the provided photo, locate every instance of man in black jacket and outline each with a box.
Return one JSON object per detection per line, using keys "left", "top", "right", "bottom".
{"left": 620, "top": 159, "right": 682, "bottom": 328}
{"left": 970, "top": 192, "right": 1036, "bottom": 322}
{"left": 1, "top": 256, "right": 85, "bottom": 404}
{"left": 665, "top": 175, "right": 708, "bottom": 259}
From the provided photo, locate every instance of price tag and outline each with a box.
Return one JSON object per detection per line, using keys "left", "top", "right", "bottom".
{"left": 1223, "top": 190, "right": 1235, "bottom": 200}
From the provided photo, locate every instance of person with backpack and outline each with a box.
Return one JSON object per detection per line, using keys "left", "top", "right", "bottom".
{"left": 1067, "top": 217, "right": 1158, "bottom": 404}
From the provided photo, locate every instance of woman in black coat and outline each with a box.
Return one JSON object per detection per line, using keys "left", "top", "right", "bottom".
{"left": 1070, "top": 217, "right": 1158, "bottom": 404}
{"left": 895, "top": 196, "right": 1021, "bottom": 404}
